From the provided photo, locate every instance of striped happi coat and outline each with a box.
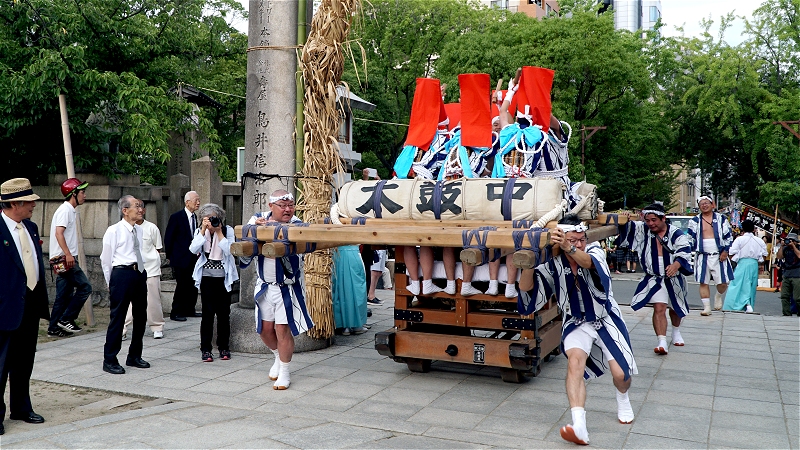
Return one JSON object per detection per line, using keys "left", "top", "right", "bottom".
{"left": 240, "top": 212, "right": 314, "bottom": 337}
{"left": 687, "top": 212, "right": 735, "bottom": 284}
{"left": 617, "top": 221, "right": 694, "bottom": 317}
{"left": 533, "top": 122, "right": 582, "bottom": 210}
{"left": 518, "top": 243, "right": 637, "bottom": 380}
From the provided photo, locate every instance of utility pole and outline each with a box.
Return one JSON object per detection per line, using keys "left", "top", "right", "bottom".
{"left": 580, "top": 125, "right": 606, "bottom": 179}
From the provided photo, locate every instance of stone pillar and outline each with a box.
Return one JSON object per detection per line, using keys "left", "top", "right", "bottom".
{"left": 191, "top": 156, "right": 223, "bottom": 207}
{"left": 168, "top": 173, "right": 191, "bottom": 215}
{"left": 230, "top": 0, "right": 329, "bottom": 353}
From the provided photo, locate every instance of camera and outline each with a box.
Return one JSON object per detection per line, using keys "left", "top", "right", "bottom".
{"left": 209, "top": 216, "right": 221, "bottom": 228}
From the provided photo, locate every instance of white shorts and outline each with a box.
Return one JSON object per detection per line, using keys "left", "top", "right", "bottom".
{"left": 563, "top": 322, "right": 615, "bottom": 362}
{"left": 256, "top": 285, "right": 288, "bottom": 325}
{"left": 698, "top": 252, "right": 722, "bottom": 285}
{"left": 649, "top": 286, "right": 669, "bottom": 304}
{"left": 371, "top": 250, "right": 387, "bottom": 272}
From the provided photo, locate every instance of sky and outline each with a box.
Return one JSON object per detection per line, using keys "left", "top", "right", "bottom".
{"left": 232, "top": 0, "right": 763, "bottom": 45}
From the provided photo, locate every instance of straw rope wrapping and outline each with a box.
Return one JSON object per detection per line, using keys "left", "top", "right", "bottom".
{"left": 297, "top": 0, "right": 362, "bottom": 339}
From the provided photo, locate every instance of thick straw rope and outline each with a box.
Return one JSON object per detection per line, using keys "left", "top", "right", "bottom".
{"left": 297, "top": 0, "right": 361, "bottom": 339}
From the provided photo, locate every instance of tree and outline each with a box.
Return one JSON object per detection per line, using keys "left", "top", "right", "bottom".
{"left": 0, "top": 0, "right": 246, "bottom": 184}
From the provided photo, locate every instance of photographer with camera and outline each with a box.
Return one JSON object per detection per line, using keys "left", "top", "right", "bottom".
{"left": 190, "top": 203, "right": 238, "bottom": 362}
{"left": 777, "top": 232, "right": 800, "bottom": 316}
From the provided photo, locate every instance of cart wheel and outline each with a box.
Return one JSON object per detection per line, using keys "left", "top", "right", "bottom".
{"left": 500, "top": 368, "right": 525, "bottom": 383}
{"left": 544, "top": 347, "right": 561, "bottom": 362}
{"left": 531, "top": 363, "right": 542, "bottom": 377}
{"left": 406, "top": 358, "right": 431, "bottom": 373}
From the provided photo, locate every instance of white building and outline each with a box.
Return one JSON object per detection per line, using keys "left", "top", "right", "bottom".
{"left": 600, "top": 0, "right": 662, "bottom": 34}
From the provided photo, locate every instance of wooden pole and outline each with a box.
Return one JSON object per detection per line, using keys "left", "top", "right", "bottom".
{"left": 772, "top": 203, "right": 779, "bottom": 287}
{"left": 58, "top": 94, "right": 95, "bottom": 326}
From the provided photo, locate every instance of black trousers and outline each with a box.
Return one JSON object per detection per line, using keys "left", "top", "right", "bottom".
{"left": 200, "top": 276, "right": 230, "bottom": 352}
{"left": 104, "top": 268, "right": 147, "bottom": 364}
{"left": 0, "top": 287, "right": 41, "bottom": 419}
{"left": 171, "top": 266, "right": 199, "bottom": 316}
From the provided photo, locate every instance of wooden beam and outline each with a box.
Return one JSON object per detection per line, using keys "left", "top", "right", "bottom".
{"left": 510, "top": 225, "right": 620, "bottom": 269}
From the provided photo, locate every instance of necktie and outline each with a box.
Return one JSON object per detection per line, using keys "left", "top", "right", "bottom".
{"left": 15, "top": 223, "right": 37, "bottom": 290}
{"left": 192, "top": 214, "right": 197, "bottom": 235}
{"left": 132, "top": 227, "right": 145, "bottom": 273}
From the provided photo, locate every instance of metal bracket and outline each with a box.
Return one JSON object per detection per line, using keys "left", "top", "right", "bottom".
{"left": 473, "top": 343, "right": 486, "bottom": 364}
{"left": 501, "top": 317, "right": 541, "bottom": 331}
{"left": 394, "top": 309, "right": 424, "bottom": 322}
{"left": 374, "top": 331, "right": 396, "bottom": 357}
{"left": 394, "top": 262, "right": 406, "bottom": 274}
{"left": 508, "top": 343, "right": 533, "bottom": 370}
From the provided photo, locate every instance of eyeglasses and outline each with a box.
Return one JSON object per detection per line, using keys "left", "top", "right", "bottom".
{"left": 273, "top": 203, "right": 295, "bottom": 210}
{"left": 567, "top": 238, "right": 587, "bottom": 245}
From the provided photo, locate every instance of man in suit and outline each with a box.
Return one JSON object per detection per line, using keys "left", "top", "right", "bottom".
{"left": 164, "top": 191, "right": 201, "bottom": 321}
{"left": 0, "top": 178, "right": 51, "bottom": 435}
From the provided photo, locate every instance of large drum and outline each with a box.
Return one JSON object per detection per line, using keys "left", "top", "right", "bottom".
{"left": 337, "top": 178, "right": 567, "bottom": 222}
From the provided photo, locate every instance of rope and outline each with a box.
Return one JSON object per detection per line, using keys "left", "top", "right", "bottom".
{"left": 329, "top": 204, "right": 343, "bottom": 225}
{"left": 247, "top": 45, "right": 303, "bottom": 52}
{"left": 534, "top": 200, "right": 567, "bottom": 228}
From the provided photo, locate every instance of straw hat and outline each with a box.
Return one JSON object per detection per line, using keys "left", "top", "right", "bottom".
{"left": 1, "top": 178, "right": 40, "bottom": 202}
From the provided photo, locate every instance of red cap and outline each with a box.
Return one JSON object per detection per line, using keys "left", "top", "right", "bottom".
{"left": 515, "top": 66, "right": 554, "bottom": 132}
{"left": 458, "top": 73, "right": 492, "bottom": 148}
{"left": 405, "top": 78, "right": 448, "bottom": 149}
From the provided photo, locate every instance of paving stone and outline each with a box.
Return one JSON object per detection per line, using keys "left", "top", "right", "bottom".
{"left": 154, "top": 415, "right": 291, "bottom": 448}
{"left": 290, "top": 390, "right": 365, "bottom": 412}
{"left": 162, "top": 404, "right": 254, "bottom": 426}
{"left": 142, "top": 373, "right": 209, "bottom": 390}
{"left": 713, "top": 396, "right": 785, "bottom": 417}
{"left": 708, "top": 427, "right": 791, "bottom": 449}
{"left": 219, "top": 437, "right": 295, "bottom": 449}
{"left": 347, "top": 399, "right": 423, "bottom": 420}
{"left": 715, "top": 374, "right": 780, "bottom": 391}
{"left": 622, "top": 432, "right": 706, "bottom": 449}
{"left": 425, "top": 425, "right": 569, "bottom": 449}
{"left": 314, "top": 379, "right": 385, "bottom": 399}
{"left": 714, "top": 384, "right": 782, "bottom": 403}
{"left": 50, "top": 415, "right": 194, "bottom": 449}
{"left": 294, "top": 363, "right": 359, "bottom": 379}
{"left": 391, "top": 372, "right": 462, "bottom": 393}
{"left": 369, "top": 386, "right": 442, "bottom": 407}
{"left": 630, "top": 403, "right": 711, "bottom": 443}
{"left": 408, "top": 407, "right": 485, "bottom": 430}
{"left": 272, "top": 422, "right": 392, "bottom": 448}
{"left": 711, "top": 410, "right": 788, "bottom": 433}
{"left": 350, "top": 434, "right": 484, "bottom": 449}
{"left": 650, "top": 378, "right": 715, "bottom": 396}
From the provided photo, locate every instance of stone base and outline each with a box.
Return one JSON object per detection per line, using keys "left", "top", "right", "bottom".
{"left": 228, "top": 303, "right": 332, "bottom": 354}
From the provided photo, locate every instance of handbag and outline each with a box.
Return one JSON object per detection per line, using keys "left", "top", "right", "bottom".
{"left": 49, "top": 255, "right": 69, "bottom": 275}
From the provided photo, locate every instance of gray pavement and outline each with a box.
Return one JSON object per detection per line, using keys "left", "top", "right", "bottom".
{"left": 2, "top": 289, "right": 798, "bottom": 449}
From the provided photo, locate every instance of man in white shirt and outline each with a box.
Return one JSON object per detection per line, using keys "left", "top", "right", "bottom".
{"left": 48, "top": 178, "right": 92, "bottom": 337}
{"left": 123, "top": 202, "right": 165, "bottom": 339}
{"left": 99, "top": 195, "right": 150, "bottom": 375}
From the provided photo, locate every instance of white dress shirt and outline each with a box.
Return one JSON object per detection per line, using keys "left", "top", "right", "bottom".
{"left": 1, "top": 211, "right": 40, "bottom": 281}
{"left": 100, "top": 220, "right": 144, "bottom": 286}
{"left": 138, "top": 220, "right": 163, "bottom": 277}
{"left": 729, "top": 233, "right": 768, "bottom": 262}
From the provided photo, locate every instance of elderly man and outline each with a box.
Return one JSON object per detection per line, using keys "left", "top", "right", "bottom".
{"left": 518, "top": 214, "right": 637, "bottom": 446}
{"left": 164, "top": 191, "right": 201, "bottom": 321}
{"left": 0, "top": 178, "right": 51, "bottom": 434}
{"left": 687, "top": 196, "right": 734, "bottom": 315}
{"left": 240, "top": 190, "right": 314, "bottom": 390}
{"left": 100, "top": 195, "right": 150, "bottom": 375}
{"left": 47, "top": 177, "right": 92, "bottom": 337}
{"left": 617, "top": 203, "right": 693, "bottom": 355}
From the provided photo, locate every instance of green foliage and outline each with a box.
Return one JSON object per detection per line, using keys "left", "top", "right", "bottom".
{"left": 0, "top": 0, "right": 246, "bottom": 184}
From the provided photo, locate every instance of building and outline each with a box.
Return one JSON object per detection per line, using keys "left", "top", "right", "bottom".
{"left": 481, "top": 0, "right": 560, "bottom": 18}
{"left": 600, "top": 0, "right": 662, "bottom": 33}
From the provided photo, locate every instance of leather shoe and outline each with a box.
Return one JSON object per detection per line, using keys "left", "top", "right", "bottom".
{"left": 126, "top": 357, "right": 150, "bottom": 368}
{"left": 10, "top": 411, "right": 45, "bottom": 424}
{"left": 103, "top": 361, "right": 126, "bottom": 374}
{"left": 170, "top": 314, "right": 187, "bottom": 322}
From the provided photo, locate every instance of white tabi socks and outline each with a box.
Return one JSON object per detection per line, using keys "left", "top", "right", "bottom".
{"left": 461, "top": 282, "right": 483, "bottom": 296}
{"left": 504, "top": 283, "right": 518, "bottom": 299}
{"left": 273, "top": 361, "right": 290, "bottom": 390}
{"left": 701, "top": 298, "right": 711, "bottom": 316}
{"left": 654, "top": 335, "right": 668, "bottom": 355}
{"left": 560, "top": 407, "right": 589, "bottom": 445}
{"left": 269, "top": 348, "right": 280, "bottom": 381}
{"left": 672, "top": 327, "right": 684, "bottom": 346}
{"left": 407, "top": 280, "right": 420, "bottom": 296}
{"left": 422, "top": 279, "right": 443, "bottom": 295}
{"left": 616, "top": 390, "right": 634, "bottom": 424}
{"left": 714, "top": 291, "right": 724, "bottom": 310}
{"left": 444, "top": 279, "right": 456, "bottom": 295}
{"left": 485, "top": 280, "right": 499, "bottom": 296}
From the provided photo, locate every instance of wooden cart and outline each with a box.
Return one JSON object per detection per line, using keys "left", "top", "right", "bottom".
{"left": 374, "top": 246, "right": 563, "bottom": 383}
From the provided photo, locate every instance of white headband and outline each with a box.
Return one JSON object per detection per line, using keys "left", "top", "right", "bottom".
{"left": 642, "top": 209, "right": 665, "bottom": 217}
{"left": 697, "top": 195, "right": 713, "bottom": 205}
{"left": 557, "top": 223, "right": 589, "bottom": 233}
{"left": 269, "top": 193, "right": 294, "bottom": 203}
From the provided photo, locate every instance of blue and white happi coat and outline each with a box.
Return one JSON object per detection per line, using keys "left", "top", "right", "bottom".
{"left": 239, "top": 212, "right": 314, "bottom": 337}
{"left": 437, "top": 127, "right": 497, "bottom": 180}
{"left": 617, "top": 221, "right": 694, "bottom": 317}
{"left": 393, "top": 128, "right": 451, "bottom": 180}
{"left": 687, "top": 212, "right": 734, "bottom": 284}
{"left": 533, "top": 122, "right": 583, "bottom": 210}
{"left": 517, "top": 243, "right": 637, "bottom": 380}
